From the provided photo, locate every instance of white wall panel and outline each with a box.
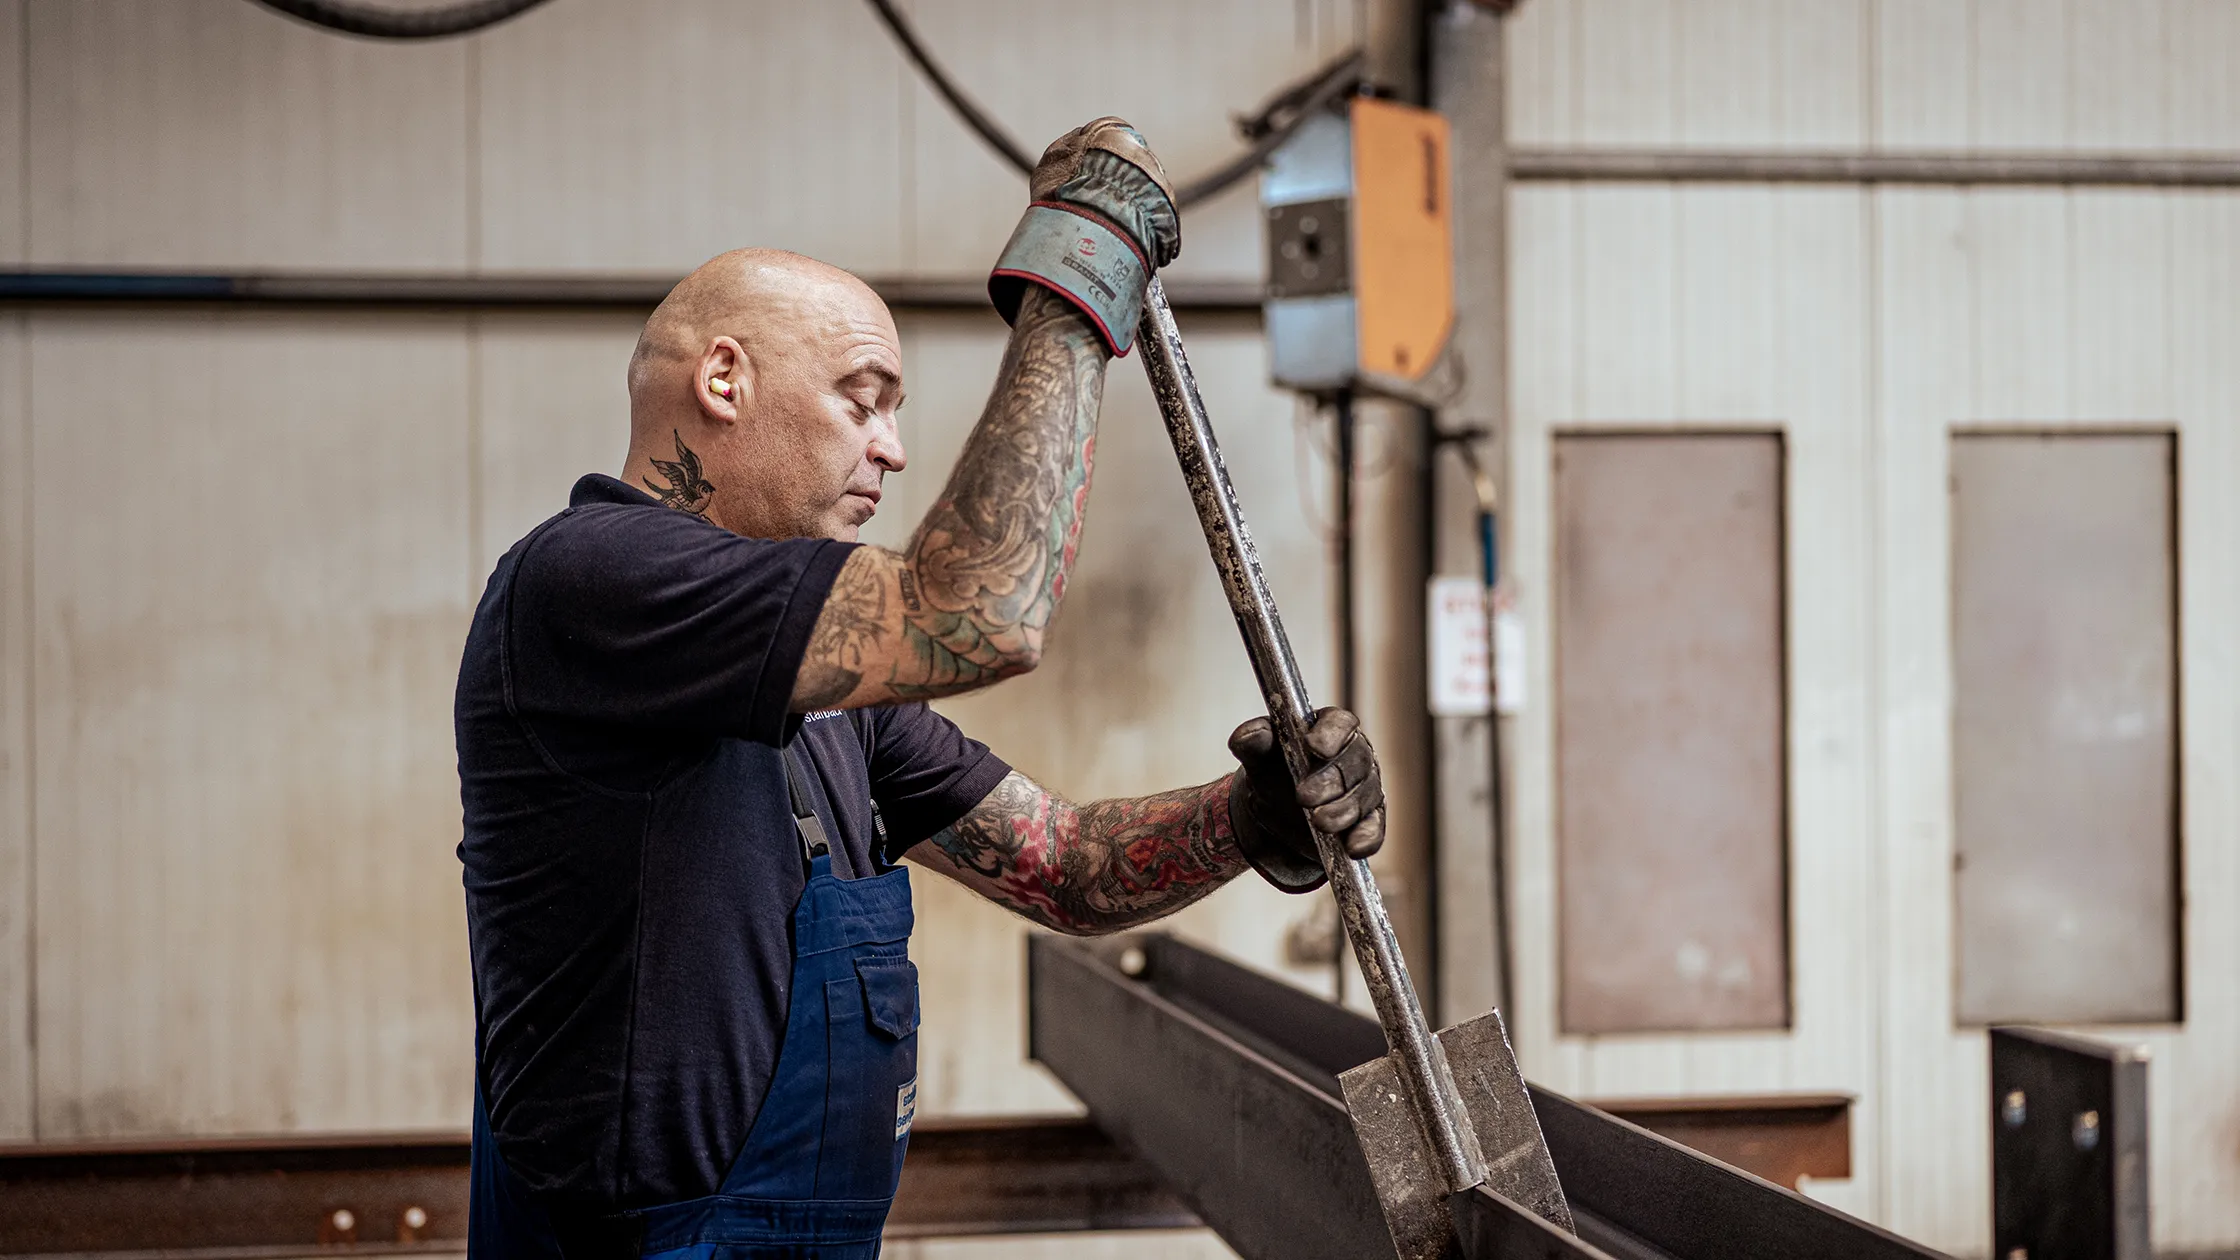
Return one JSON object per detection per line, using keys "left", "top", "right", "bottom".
{"left": 24, "top": 0, "right": 468, "bottom": 270}
{"left": 1508, "top": 0, "right": 1869, "bottom": 149}
{"left": 1504, "top": 0, "right": 1578, "bottom": 150}
{"left": 475, "top": 1, "right": 907, "bottom": 275}
{"left": 1971, "top": 0, "right": 2075, "bottom": 150}
{"left": 1874, "top": 0, "right": 1975, "bottom": 148}
{"left": 2069, "top": 191, "right": 2174, "bottom": 421}
{"left": 1574, "top": 184, "right": 1677, "bottom": 420}
{"left": 0, "top": 314, "right": 28, "bottom": 1139}
{"left": 472, "top": 313, "right": 637, "bottom": 577}
{"left": 904, "top": 0, "right": 1358, "bottom": 282}
{"left": 1575, "top": 0, "right": 1678, "bottom": 147}
{"left": 2168, "top": 0, "right": 2240, "bottom": 150}
{"left": 1503, "top": 184, "right": 1587, "bottom": 1092}
{"left": 2160, "top": 190, "right": 2240, "bottom": 1255}
{"left": 1515, "top": 0, "right": 2240, "bottom": 156}
{"left": 1505, "top": 184, "right": 1878, "bottom": 1219}
{"left": 29, "top": 312, "right": 476, "bottom": 1136}
{"left": 1878, "top": 0, "right": 2240, "bottom": 153}
{"left": 2070, "top": 0, "right": 2169, "bottom": 149}
{"left": 1871, "top": 188, "right": 1970, "bottom": 1242}
{"left": 1875, "top": 187, "right": 2240, "bottom": 1250}
{"left": 1675, "top": 0, "right": 1778, "bottom": 149}
{"left": 0, "top": 0, "right": 24, "bottom": 265}
{"left": 1967, "top": 192, "right": 2071, "bottom": 418}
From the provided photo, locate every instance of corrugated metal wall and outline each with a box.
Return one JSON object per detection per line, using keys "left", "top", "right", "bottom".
{"left": 0, "top": 3, "right": 1371, "bottom": 1257}
{"left": 10, "top": 0, "right": 2240, "bottom": 1254}
{"left": 1504, "top": 0, "right": 2240, "bottom": 1251}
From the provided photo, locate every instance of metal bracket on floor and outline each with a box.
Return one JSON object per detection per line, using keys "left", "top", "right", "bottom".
{"left": 1991, "top": 1025, "right": 2151, "bottom": 1260}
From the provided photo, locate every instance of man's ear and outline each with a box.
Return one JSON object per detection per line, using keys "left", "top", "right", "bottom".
{"left": 696, "top": 336, "right": 750, "bottom": 423}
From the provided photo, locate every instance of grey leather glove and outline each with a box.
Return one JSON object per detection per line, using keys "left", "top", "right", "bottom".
{"left": 1226, "top": 707, "right": 1387, "bottom": 894}
{"left": 989, "top": 117, "right": 1180, "bottom": 356}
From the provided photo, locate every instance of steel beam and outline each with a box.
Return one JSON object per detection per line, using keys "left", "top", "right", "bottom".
{"left": 1028, "top": 933, "right": 1608, "bottom": 1260}
{"left": 0, "top": 271, "right": 1266, "bottom": 315}
{"left": 1990, "top": 1026, "right": 2151, "bottom": 1260}
{"left": 0, "top": 1115, "right": 1193, "bottom": 1253}
{"left": 1531, "top": 1087, "right": 1944, "bottom": 1260}
{"left": 1507, "top": 148, "right": 2240, "bottom": 187}
{"left": 1585, "top": 1093, "right": 1851, "bottom": 1190}
{"left": 1029, "top": 932, "right": 1958, "bottom": 1260}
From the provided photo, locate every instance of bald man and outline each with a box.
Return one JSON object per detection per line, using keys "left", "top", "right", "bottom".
{"left": 455, "top": 120, "right": 1387, "bottom": 1259}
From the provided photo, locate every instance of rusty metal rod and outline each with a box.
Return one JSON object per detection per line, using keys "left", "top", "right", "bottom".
{"left": 1506, "top": 147, "right": 2240, "bottom": 186}
{"left": 1134, "top": 276, "right": 1487, "bottom": 1196}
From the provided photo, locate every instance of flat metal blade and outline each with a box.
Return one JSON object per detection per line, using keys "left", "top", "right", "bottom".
{"left": 1341, "top": 1009, "right": 1573, "bottom": 1259}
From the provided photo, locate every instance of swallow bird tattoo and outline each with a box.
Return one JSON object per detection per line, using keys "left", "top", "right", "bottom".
{"left": 645, "top": 430, "right": 716, "bottom": 518}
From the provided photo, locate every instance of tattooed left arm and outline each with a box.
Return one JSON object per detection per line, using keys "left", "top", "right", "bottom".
{"left": 907, "top": 769, "right": 1250, "bottom": 935}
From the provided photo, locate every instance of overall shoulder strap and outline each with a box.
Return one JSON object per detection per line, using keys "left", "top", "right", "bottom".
{"left": 779, "top": 743, "right": 830, "bottom": 865}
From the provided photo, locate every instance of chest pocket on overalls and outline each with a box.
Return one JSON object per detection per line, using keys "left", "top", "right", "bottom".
{"left": 822, "top": 953, "right": 920, "bottom": 1189}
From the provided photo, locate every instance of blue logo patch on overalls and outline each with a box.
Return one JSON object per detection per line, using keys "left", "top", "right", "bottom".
{"left": 895, "top": 1076, "right": 917, "bottom": 1139}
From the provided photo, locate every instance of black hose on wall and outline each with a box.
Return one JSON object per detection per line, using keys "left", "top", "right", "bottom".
{"left": 248, "top": 0, "right": 553, "bottom": 40}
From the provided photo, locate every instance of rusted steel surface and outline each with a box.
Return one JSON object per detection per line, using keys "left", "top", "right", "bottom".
{"left": 1951, "top": 433, "right": 2180, "bottom": 1026}
{"left": 1031, "top": 932, "right": 1942, "bottom": 1260}
{"left": 1552, "top": 432, "right": 1790, "bottom": 1034}
{"left": 1586, "top": 1094, "right": 1851, "bottom": 1190}
{"left": 0, "top": 1130, "right": 468, "bottom": 1252}
{"left": 0, "top": 1116, "right": 1192, "bottom": 1253}
{"left": 1136, "top": 275, "right": 1493, "bottom": 1201}
{"left": 1028, "top": 933, "right": 1606, "bottom": 1260}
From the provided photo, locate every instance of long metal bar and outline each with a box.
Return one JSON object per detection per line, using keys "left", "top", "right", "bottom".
{"left": 0, "top": 270, "right": 1267, "bottom": 314}
{"left": 1507, "top": 147, "right": 2240, "bottom": 186}
{"left": 1136, "top": 276, "right": 1486, "bottom": 1196}
{"left": 1031, "top": 932, "right": 1961, "bottom": 1260}
{"left": 0, "top": 1117, "right": 1194, "bottom": 1252}
{"left": 1027, "top": 934, "right": 1611, "bottom": 1260}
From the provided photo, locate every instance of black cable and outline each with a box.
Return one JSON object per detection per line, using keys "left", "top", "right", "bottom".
{"left": 863, "top": 0, "right": 1040, "bottom": 175}
{"left": 864, "top": 0, "right": 1362, "bottom": 209}
{"left": 1172, "top": 54, "right": 1362, "bottom": 208}
{"left": 246, "top": 0, "right": 552, "bottom": 40}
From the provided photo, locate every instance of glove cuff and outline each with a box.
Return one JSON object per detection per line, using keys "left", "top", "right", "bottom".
{"left": 988, "top": 202, "right": 1149, "bottom": 356}
{"left": 1227, "top": 771, "right": 1330, "bottom": 895}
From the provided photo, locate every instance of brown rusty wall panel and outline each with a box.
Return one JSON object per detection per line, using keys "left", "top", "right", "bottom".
{"left": 1951, "top": 432, "right": 2180, "bottom": 1026}
{"left": 1553, "top": 432, "right": 1790, "bottom": 1034}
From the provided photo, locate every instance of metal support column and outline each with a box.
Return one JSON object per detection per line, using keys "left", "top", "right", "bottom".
{"left": 1427, "top": 0, "right": 1515, "bottom": 1031}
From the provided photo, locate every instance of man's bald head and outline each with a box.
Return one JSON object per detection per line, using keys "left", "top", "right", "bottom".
{"left": 620, "top": 249, "right": 907, "bottom": 542}
{"left": 627, "top": 248, "right": 885, "bottom": 410}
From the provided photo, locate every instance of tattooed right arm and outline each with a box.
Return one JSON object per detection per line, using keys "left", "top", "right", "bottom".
{"left": 791, "top": 287, "right": 1110, "bottom": 711}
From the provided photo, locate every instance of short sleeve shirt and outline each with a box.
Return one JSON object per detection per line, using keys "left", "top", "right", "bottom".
{"left": 454, "top": 474, "right": 1010, "bottom": 1212}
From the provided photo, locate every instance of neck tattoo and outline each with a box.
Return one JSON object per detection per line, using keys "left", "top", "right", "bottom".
{"left": 644, "top": 429, "right": 716, "bottom": 518}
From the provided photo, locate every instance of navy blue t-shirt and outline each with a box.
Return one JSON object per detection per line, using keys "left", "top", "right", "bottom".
{"left": 455, "top": 474, "right": 1010, "bottom": 1212}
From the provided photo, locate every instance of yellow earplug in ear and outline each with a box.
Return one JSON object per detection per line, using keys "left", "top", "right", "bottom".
{"left": 709, "top": 378, "right": 733, "bottom": 398}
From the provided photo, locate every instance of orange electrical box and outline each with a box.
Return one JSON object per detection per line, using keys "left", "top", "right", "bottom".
{"left": 1349, "top": 97, "right": 1453, "bottom": 385}
{"left": 1261, "top": 97, "right": 1458, "bottom": 404}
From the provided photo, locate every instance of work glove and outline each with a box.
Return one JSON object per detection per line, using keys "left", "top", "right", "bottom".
{"left": 988, "top": 117, "right": 1181, "bottom": 357}
{"left": 1226, "top": 707, "right": 1386, "bottom": 894}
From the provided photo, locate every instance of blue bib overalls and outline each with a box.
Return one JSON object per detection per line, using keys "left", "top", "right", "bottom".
{"left": 470, "top": 744, "right": 920, "bottom": 1258}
